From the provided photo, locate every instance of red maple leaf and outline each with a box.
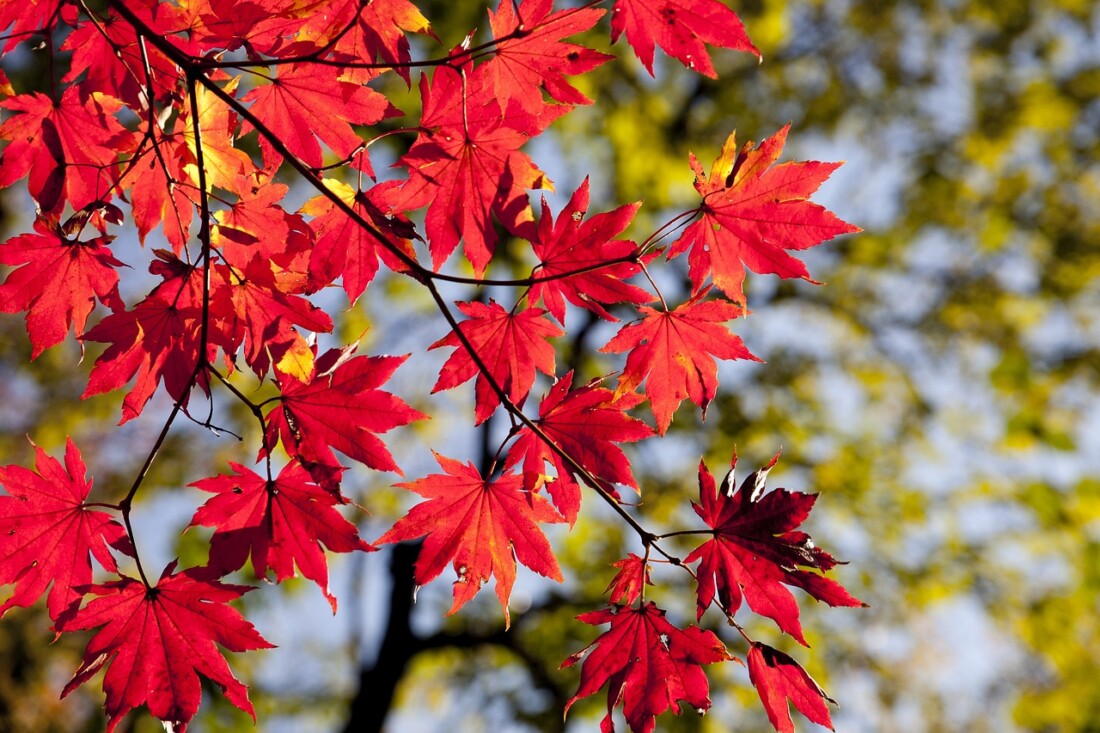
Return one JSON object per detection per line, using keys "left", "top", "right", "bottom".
{"left": 562, "top": 602, "right": 731, "bottom": 733}
{"left": 376, "top": 454, "right": 563, "bottom": 626}
{"left": 263, "top": 346, "right": 426, "bottom": 487}
{"left": 684, "top": 453, "right": 864, "bottom": 644}
{"left": 295, "top": 0, "right": 435, "bottom": 80}
{"left": 383, "top": 63, "right": 559, "bottom": 274}
{"left": 124, "top": 126, "right": 195, "bottom": 253}
{"left": 669, "top": 125, "right": 860, "bottom": 304}
{"left": 302, "top": 179, "right": 417, "bottom": 304}
{"left": 0, "top": 86, "right": 132, "bottom": 213}
{"left": 178, "top": 0, "right": 296, "bottom": 56}
{"left": 600, "top": 288, "right": 759, "bottom": 434}
{"left": 610, "top": 0, "right": 759, "bottom": 78}
{"left": 59, "top": 564, "right": 273, "bottom": 733}
{"left": 747, "top": 642, "right": 835, "bottom": 733}
{"left": 505, "top": 372, "right": 653, "bottom": 523}
{"left": 486, "top": 0, "right": 613, "bottom": 111}
{"left": 189, "top": 460, "right": 372, "bottom": 611}
{"left": 1, "top": 0, "right": 62, "bottom": 53}
{"left": 0, "top": 438, "right": 130, "bottom": 622}
{"left": 431, "top": 300, "right": 563, "bottom": 425}
{"left": 217, "top": 257, "right": 334, "bottom": 377}
{"left": 82, "top": 252, "right": 226, "bottom": 424}
{"left": 605, "top": 554, "right": 653, "bottom": 606}
{"left": 528, "top": 178, "right": 651, "bottom": 324}
{"left": 0, "top": 214, "right": 125, "bottom": 358}
{"left": 243, "top": 62, "right": 397, "bottom": 169}
{"left": 211, "top": 177, "right": 296, "bottom": 264}
{"left": 60, "top": 4, "right": 182, "bottom": 108}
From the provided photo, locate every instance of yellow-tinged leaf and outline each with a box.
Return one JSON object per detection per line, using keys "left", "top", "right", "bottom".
{"left": 275, "top": 333, "right": 315, "bottom": 383}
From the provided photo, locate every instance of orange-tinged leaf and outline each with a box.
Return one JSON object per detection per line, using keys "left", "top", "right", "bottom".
{"left": 181, "top": 77, "right": 252, "bottom": 193}
{"left": 274, "top": 331, "right": 315, "bottom": 383}
{"left": 670, "top": 126, "right": 860, "bottom": 303}
{"left": 431, "top": 300, "right": 563, "bottom": 425}
{"left": 302, "top": 179, "right": 418, "bottom": 303}
{"left": 377, "top": 455, "right": 563, "bottom": 627}
{"left": 600, "top": 288, "right": 759, "bottom": 433}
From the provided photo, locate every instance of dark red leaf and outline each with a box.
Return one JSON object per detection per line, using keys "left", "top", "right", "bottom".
{"left": 59, "top": 565, "right": 273, "bottom": 733}
{"left": 747, "top": 642, "right": 835, "bottom": 733}
{"left": 562, "top": 602, "right": 731, "bottom": 733}
{"left": 0, "top": 438, "right": 130, "bottom": 621}
{"left": 685, "top": 453, "right": 864, "bottom": 643}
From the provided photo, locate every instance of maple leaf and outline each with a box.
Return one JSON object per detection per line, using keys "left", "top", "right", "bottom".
{"left": 0, "top": 0, "right": 62, "bottom": 53}
{"left": 747, "top": 642, "right": 835, "bottom": 733}
{"left": 218, "top": 257, "right": 334, "bottom": 377}
{"left": 82, "top": 252, "right": 225, "bottom": 424}
{"left": 243, "top": 63, "right": 397, "bottom": 169}
{"left": 295, "top": 0, "right": 436, "bottom": 81}
{"left": 0, "top": 214, "right": 125, "bottom": 358}
{"left": 263, "top": 347, "right": 426, "bottom": 487}
{"left": 0, "top": 86, "right": 132, "bottom": 213}
{"left": 610, "top": 0, "right": 759, "bottom": 78}
{"left": 189, "top": 460, "right": 372, "bottom": 612}
{"left": 60, "top": 4, "right": 182, "bottom": 108}
{"left": 486, "top": 0, "right": 614, "bottom": 112}
{"left": 669, "top": 125, "right": 860, "bottom": 304}
{"left": 528, "top": 178, "right": 651, "bottom": 324}
{"left": 0, "top": 438, "right": 130, "bottom": 622}
{"left": 562, "top": 602, "right": 731, "bottom": 733}
{"left": 600, "top": 288, "right": 759, "bottom": 434}
{"left": 684, "top": 453, "right": 864, "bottom": 644}
{"left": 180, "top": 77, "right": 253, "bottom": 194}
{"left": 505, "top": 372, "right": 653, "bottom": 523}
{"left": 180, "top": 0, "right": 295, "bottom": 56}
{"left": 124, "top": 127, "right": 195, "bottom": 253}
{"left": 605, "top": 554, "right": 653, "bottom": 606}
{"left": 431, "top": 300, "right": 563, "bottom": 425}
{"left": 302, "top": 178, "right": 417, "bottom": 304}
{"left": 376, "top": 454, "right": 563, "bottom": 627}
{"left": 383, "top": 64, "right": 559, "bottom": 274}
{"left": 210, "top": 174, "right": 320, "bottom": 287}
{"left": 59, "top": 564, "right": 273, "bottom": 733}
